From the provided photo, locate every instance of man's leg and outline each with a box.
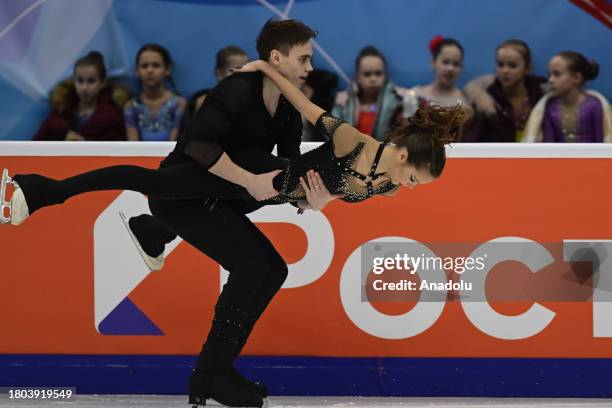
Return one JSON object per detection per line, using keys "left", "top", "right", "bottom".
{"left": 224, "top": 218, "right": 289, "bottom": 397}
{"left": 149, "top": 196, "right": 279, "bottom": 407}
{"left": 234, "top": 218, "right": 289, "bottom": 354}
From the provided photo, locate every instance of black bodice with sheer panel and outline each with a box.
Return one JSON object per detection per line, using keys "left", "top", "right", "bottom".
{"left": 260, "top": 112, "right": 397, "bottom": 205}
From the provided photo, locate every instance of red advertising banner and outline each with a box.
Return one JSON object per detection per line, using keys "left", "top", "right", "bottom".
{"left": 2, "top": 143, "right": 612, "bottom": 358}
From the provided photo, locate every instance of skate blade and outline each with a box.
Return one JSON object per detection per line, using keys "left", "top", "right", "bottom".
{"left": 190, "top": 397, "right": 269, "bottom": 407}
{"left": 0, "top": 169, "right": 14, "bottom": 224}
{"left": 119, "top": 211, "right": 164, "bottom": 271}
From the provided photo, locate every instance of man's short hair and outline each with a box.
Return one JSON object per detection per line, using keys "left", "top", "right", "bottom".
{"left": 256, "top": 19, "right": 317, "bottom": 61}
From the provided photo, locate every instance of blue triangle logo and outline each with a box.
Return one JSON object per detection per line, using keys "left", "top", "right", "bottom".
{"left": 98, "top": 297, "right": 164, "bottom": 335}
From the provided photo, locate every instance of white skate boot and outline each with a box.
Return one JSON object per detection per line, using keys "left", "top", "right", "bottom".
{"left": 0, "top": 169, "right": 29, "bottom": 225}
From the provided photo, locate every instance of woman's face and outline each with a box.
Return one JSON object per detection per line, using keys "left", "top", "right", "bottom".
{"left": 388, "top": 147, "right": 436, "bottom": 189}
{"left": 356, "top": 56, "right": 386, "bottom": 94}
{"left": 496, "top": 46, "right": 529, "bottom": 89}
{"left": 548, "top": 55, "right": 581, "bottom": 97}
{"left": 74, "top": 65, "right": 104, "bottom": 103}
{"left": 432, "top": 45, "right": 463, "bottom": 88}
{"left": 136, "top": 50, "right": 170, "bottom": 87}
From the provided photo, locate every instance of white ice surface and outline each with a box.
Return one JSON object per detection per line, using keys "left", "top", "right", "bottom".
{"left": 1, "top": 395, "right": 612, "bottom": 408}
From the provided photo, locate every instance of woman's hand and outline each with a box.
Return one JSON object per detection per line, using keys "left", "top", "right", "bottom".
{"left": 230, "top": 60, "right": 267, "bottom": 74}
{"left": 299, "top": 170, "right": 344, "bottom": 211}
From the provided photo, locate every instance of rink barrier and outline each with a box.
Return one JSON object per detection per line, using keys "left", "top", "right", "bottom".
{"left": 1, "top": 355, "right": 612, "bottom": 397}
{"left": 2, "top": 142, "right": 612, "bottom": 397}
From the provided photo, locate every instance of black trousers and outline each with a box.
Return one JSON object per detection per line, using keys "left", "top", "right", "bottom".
{"left": 147, "top": 195, "right": 288, "bottom": 371}
{"left": 148, "top": 196, "right": 288, "bottom": 319}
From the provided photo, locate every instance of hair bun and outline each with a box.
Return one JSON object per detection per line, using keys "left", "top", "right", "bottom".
{"left": 74, "top": 50, "right": 107, "bottom": 81}
{"left": 587, "top": 58, "right": 599, "bottom": 81}
{"left": 409, "top": 104, "right": 468, "bottom": 146}
{"left": 557, "top": 51, "right": 599, "bottom": 83}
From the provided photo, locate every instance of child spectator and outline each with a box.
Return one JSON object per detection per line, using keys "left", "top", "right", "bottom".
{"left": 524, "top": 51, "right": 611, "bottom": 142}
{"left": 400, "top": 36, "right": 469, "bottom": 116}
{"left": 464, "top": 39, "right": 546, "bottom": 142}
{"left": 33, "top": 51, "right": 128, "bottom": 141}
{"left": 124, "top": 44, "right": 186, "bottom": 141}
{"left": 332, "top": 46, "right": 401, "bottom": 140}
{"left": 183, "top": 45, "right": 249, "bottom": 131}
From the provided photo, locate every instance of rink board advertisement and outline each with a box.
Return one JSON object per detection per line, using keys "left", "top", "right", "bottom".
{"left": 2, "top": 143, "right": 612, "bottom": 361}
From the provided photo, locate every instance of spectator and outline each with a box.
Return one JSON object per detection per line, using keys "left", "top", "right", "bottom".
{"left": 181, "top": 46, "right": 250, "bottom": 135}
{"left": 33, "top": 51, "right": 128, "bottom": 141}
{"left": 332, "top": 46, "right": 401, "bottom": 140}
{"left": 400, "top": 36, "right": 469, "bottom": 115}
{"left": 524, "top": 51, "right": 611, "bottom": 142}
{"left": 124, "top": 44, "right": 186, "bottom": 141}
{"left": 464, "top": 39, "right": 546, "bottom": 142}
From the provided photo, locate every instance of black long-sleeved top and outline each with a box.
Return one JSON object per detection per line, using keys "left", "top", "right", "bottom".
{"left": 163, "top": 72, "right": 302, "bottom": 168}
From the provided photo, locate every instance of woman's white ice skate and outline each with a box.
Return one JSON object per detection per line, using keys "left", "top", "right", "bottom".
{"left": 0, "top": 169, "right": 29, "bottom": 225}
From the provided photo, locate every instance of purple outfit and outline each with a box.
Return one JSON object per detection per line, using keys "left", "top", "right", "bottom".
{"left": 541, "top": 95, "right": 604, "bottom": 142}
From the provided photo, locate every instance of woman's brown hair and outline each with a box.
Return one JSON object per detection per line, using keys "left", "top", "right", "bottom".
{"left": 385, "top": 105, "right": 467, "bottom": 177}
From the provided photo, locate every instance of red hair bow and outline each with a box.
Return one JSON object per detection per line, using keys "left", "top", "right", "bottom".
{"left": 429, "top": 34, "right": 444, "bottom": 54}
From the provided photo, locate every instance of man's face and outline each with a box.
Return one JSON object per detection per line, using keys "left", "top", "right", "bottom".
{"left": 274, "top": 41, "right": 314, "bottom": 87}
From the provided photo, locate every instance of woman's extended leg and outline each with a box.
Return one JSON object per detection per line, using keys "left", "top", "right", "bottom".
{"left": 2, "top": 152, "right": 277, "bottom": 225}
{"left": 4, "top": 149, "right": 288, "bottom": 225}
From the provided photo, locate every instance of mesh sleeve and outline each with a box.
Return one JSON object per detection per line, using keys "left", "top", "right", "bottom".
{"left": 315, "top": 112, "right": 345, "bottom": 140}
{"left": 184, "top": 140, "right": 224, "bottom": 169}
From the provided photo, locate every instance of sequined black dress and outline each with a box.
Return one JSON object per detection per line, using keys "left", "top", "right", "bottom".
{"left": 260, "top": 112, "right": 397, "bottom": 206}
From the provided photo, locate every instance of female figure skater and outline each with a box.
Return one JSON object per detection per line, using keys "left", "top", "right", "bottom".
{"left": 1, "top": 61, "right": 466, "bottom": 408}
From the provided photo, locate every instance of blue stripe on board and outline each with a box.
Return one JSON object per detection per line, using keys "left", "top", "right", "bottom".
{"left": 1, "top": 355, "right": 611, "bottom": 397}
